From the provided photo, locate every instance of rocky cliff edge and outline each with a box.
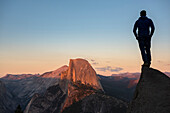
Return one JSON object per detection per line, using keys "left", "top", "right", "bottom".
{"left": 127, "top": 66, "right": 170, "bottom": 113}
{"left": 63, "top": 58, "right": 103, "bottom": 90}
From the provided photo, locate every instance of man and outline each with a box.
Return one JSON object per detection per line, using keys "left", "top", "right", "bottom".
{"left": 133, "top": 10, "right": 155, "bottom": 67}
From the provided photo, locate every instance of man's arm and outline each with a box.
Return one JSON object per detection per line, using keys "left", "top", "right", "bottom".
{"left": 133, "top": 21, "right": 138, "bottom": 39}
{"left": 150, "top": 19, "right": 155, "bottom": 38}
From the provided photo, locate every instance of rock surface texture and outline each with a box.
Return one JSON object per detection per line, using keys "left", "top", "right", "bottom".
{"left": 0, "top": 67, "right": 65, "bottom": 113}
{"left": 62, "top": 93, "right": 127, "bottom": 113}
{"left": 127, "top": 67, "right": 170, "bottom": 113}
{"left": 0, "top": 81, "right": 16, "bottom": 113}
{"left": 1, "top": 76, "right": 58, "bottom": 110}
{"left": 24, "top": 84, "right": 66, "bottom": 113}
{"left": 24, "top": 58, "right": 127, "bottom": 113}
{"left": 61, "top": 58, "right": 104, "bottom": 110}
{"left": 67, "top": 59, "right": 103, "bottom": 90}
{"left": 41, "top": 65, "right": 68, "bottom": 78}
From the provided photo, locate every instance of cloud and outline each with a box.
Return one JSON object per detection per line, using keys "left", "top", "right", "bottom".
{"left": 90, "top": 59, "right": 95, "bottom": 62}
{"left": 89, "top": 59, "right": 99, "bottom": 65}
{"left": 96, "top": 66, "right": 123, "bottom": 72}
{"left": 110, "top": 67, "right": 123, "bottom": 72}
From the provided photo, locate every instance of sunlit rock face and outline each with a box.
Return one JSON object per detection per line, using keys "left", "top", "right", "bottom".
{"left": 41, "top": 65, "right": 68, "bottom": 78}
{"left": 61, "top": 58, "right": 104, "bottom": 111}
{"left": 23, "top": 58, "right": 128, "bottom": 113}
{"left": 127, "top": 67, "right": 170, "bottom": 113}
{"left": 67, "top": 58, "right": 103, "bottom": 90}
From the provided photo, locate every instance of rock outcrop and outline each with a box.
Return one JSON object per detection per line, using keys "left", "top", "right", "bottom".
{"left": 127, "top": 67, "right": 170, "bottom": 113}
{"left": 61, "top": 58, "right": 104, "bottom": 110}
{"left": 62, "top": 93, "right": 127, "bottom": 113}
{"left": 24, "top": 58, "right": 127, "bottom": 113}
{"left": 0, "top": 80, "right": 16, "bottom": 113}
{"left": 41, "top": 65, "right": 68, "bottom": 78}
{"left": 61, "top": 80, "right": 97, "bottom": 111}
{"left": 0, "top": 80, "right": 8, "bottom": 113}
{"left": 0, "top": 73, "right": 59, "bottom": 113}
{"left": 24, "top": 84, "right": 66, "bottom": 113}
{"left": 66, "top": 58, "right": 103, "bottom": 90}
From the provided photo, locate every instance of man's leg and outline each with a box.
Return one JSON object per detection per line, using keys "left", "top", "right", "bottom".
{"left": 138, "top": 40, "right": 148, "bottom": 63}
{"left": 145, "top": 41, "right": 151, "bottom": 64}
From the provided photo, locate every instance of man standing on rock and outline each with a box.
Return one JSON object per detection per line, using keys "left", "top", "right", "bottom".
{"left": 133, "top": 10, "right": 155, "bottom": 67}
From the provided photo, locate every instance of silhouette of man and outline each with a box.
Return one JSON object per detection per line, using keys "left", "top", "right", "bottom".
{"left": 133, "top": 10, "right": 155, "bottom": 67}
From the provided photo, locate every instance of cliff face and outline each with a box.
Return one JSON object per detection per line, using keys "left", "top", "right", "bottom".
{"left": 25, "top": 58, "right": 127, "bottom": 113}
{"left": 60, "top": 58, "right": 127, "bottom": 112}
{"left": 0, "top": 81, "right": 7, "bottom": 113}
{"left": 24, "top": 84, "right": 66, "bottom": 113}
{"left": 62, "top": 93, "right": 127, "bottom": 113}
{"left": 0, "top": 81, "right": 16, "bottom": 113}
{"left": 0, "top": 73, "right": 59, "bottom": 113}
{"left": 127, "top": 67, "right": 170, "bottom": 113}
{"left": 61, "top": 80, "right": 97, "bottom": 111}
{"left": 67, "top": 59, "right": 103, "bottom": 90}
{"left": 61, "top": 58, "right": 104, "bottom": 110}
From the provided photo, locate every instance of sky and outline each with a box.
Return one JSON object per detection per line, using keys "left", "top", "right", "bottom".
{"left": 0, "top": 0, "right": 170, "bottom": 77}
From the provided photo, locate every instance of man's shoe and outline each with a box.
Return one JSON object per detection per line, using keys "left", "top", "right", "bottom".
{"left": 142, "top": 62, "right": 150, "bottom": 67}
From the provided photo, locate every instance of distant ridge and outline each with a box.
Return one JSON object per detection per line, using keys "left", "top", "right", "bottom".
{"left": 2, "top": 74, "right": 39, "bottom": 80}
{"left": 41, "top": 65, "right": 68, "bottom": 78}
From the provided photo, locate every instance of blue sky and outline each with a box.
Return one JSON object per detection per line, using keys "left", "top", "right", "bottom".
{"left": 0, "top": 0, "right": 170, "bottom": 76}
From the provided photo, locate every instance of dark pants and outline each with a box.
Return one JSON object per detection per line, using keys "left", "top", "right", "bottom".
{"left": 138, "top": 37, "right": 151, "bottom": 64}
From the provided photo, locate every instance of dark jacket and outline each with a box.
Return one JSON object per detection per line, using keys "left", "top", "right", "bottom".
{"left": 133, "top": 16, "right": 155, "bottom": 39}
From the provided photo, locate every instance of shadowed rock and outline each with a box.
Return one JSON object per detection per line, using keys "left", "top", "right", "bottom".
{"left": 62, "top": 93, "right": 127, "bottom": 113}
{"left": 24, "top": 84, "right": 66, "bottom": 113}
{"left": 0, "top": 80, "right": 16, "bottom": 113}
{"left": 24, "top": 58, "right": 127, "bottom": 113}
{"left": 127, "top": 67, "right": 170, "bottom": 113}
{"left": 61, "top": 58, "right": 104, "bottom": 111}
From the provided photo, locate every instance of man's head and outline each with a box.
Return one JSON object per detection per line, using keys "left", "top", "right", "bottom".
{"left": 140, "top": 10, "right": 146, "bottom": 16}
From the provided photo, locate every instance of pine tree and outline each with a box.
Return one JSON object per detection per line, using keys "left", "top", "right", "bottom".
{"left": 14, "top": 105, "right": 23, "bottom": 113}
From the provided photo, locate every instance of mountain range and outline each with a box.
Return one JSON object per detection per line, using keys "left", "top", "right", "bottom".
{"left": 0, "top": 58, "right": 170, "bottom": 113}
